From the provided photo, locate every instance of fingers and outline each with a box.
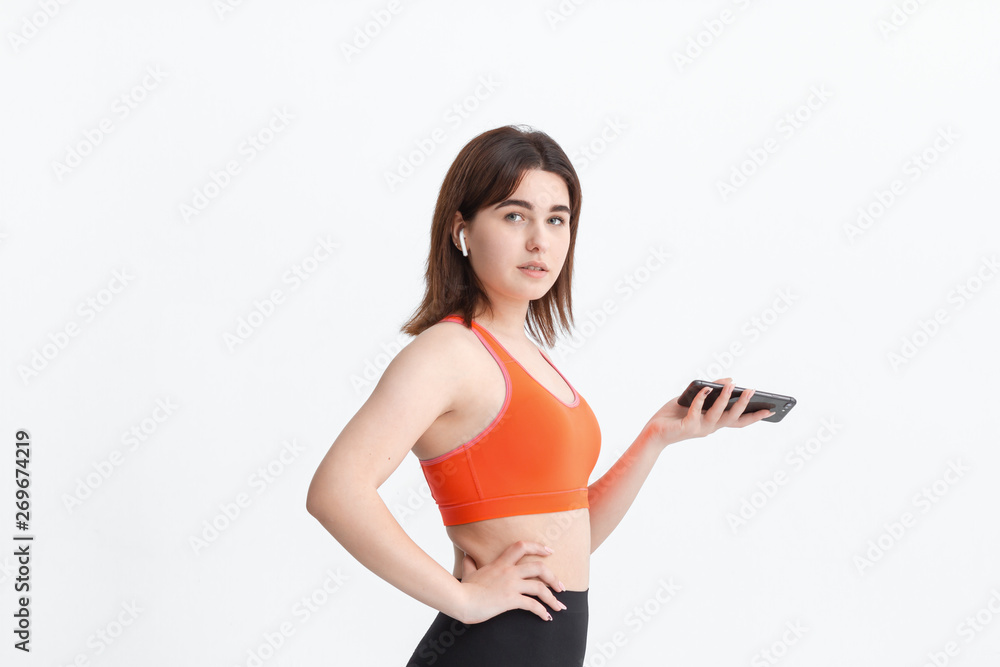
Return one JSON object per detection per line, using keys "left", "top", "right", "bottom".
{"left": 517, "top": 591, "right": 559, "bottom": 622}
{"left": 515, "top": 558, "right": 564, "bottom": 593}
{"left": 690, "top": 384, "right": 714, "bottom": 415}
{"left": 705, "top": 381, "right": 736, "bottom": 422}
{"left": 504, "top": 540, "right": 555, "bottom": 566}
{"left": 505, "top": 540, "right": 565, "bottom": 595}
{"left": 525, "top": 579, "right": 567, "bottom": 620}
{"left": 508, "top": 541, "right": 564, "bottom": 595}
{"left": 728, "top": 386, "right": 756, "bottom": 419}
{"left": 728, "top": 386, "right": 777, "bottom": 426}
{"left": 513, "top": 569, "right": 567, "bottom": 621}
{"left": 685, "top": 379, "right": 773, "bottom": 435}
{"left": 735, "top": 407, "right": 773, "bottom": 427}
{"left": 504, "top": 541, "right": 566, "bottom": 621}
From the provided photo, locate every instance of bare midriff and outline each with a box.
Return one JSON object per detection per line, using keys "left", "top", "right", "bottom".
{"left": 446, "top": 508, "right": 591, "bottom": 592}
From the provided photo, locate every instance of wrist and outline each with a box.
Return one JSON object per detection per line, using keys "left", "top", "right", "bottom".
{"left": 642, "top": 423, "right": 684, "bottom": 452}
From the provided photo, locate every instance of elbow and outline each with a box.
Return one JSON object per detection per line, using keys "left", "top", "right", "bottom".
{"left": 306, "top": 476, "right": 336, "bottom": 518}
{"left": 306, "top": 485, "right": 338, "bottom": 519}
{"left": 306, "top": 493, "right": 343, "bottom": 524}
{"left": 305, "top": 493, "right": 321, "bottom": 518}
{"left": 306, "top": 472, "right": 377, "bottom": 520}
{"left": 305, "top": 478, "right": 357, "bottom": 519}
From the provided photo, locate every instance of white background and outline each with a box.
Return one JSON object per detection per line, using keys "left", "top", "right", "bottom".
{"left": 2, "top": 1, "right": 999, "bottom": 665}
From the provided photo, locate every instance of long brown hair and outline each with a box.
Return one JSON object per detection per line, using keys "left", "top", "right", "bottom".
{"left": 400, "top": 124, "right": 582, "bottom": 347}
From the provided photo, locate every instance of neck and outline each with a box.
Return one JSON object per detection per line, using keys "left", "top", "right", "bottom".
{"left": 471, "top": 300, "right": 531, "bottom": 343}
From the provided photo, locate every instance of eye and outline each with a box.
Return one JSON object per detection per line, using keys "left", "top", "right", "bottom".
{"left": 504, "top": 211, "right": 567, "bottom": 226}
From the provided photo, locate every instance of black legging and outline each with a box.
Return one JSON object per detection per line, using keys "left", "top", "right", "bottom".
{"left": 406, "top": 588, "right": 589, "bottom": 666}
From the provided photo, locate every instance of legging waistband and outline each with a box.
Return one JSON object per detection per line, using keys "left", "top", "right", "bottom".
{"left": 406, "top": 587, "right": 590, "bottom": 666}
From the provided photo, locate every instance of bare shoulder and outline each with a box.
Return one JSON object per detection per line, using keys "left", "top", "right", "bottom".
{"left": 393, "top": 318, "right": 481, "bottom": 409}
{"left": 366, "top": 317, "right": 482, "bottom": 412}
{"left": 306, "top": 319, "right": 483, "bottom": 496}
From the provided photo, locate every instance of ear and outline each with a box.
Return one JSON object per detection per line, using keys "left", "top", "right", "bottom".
{"left": 451, "top": 211, "right": 465, "bottom": 245}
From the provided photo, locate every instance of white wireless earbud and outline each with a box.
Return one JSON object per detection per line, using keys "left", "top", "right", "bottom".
{"left": 459, "top": 229, "right": 468, "bottom": 257}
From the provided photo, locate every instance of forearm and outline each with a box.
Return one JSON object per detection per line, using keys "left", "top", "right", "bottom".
{"left": 587, "top": 429, "right": 665, "bottom": 553}
{"left": 307, "top": 486, "right": 466, "bottom": 620}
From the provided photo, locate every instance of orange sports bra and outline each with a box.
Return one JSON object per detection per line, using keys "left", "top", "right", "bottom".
{"left": 418, "top": 315, "right": 602, "bottom": 526}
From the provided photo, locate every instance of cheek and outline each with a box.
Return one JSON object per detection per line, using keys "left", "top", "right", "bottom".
{"left": 556, "top": 234, "right": 571, "bottom": 264}
{"left": 474, "top": 238, "right": 514, "bottom": 277}
{"left": 483, "top": 234, "right": 517, "bottom": 265}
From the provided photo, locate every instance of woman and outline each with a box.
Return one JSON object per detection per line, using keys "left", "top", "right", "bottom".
{"left": 305, "top": 125, "right": 773, "bottom": 666}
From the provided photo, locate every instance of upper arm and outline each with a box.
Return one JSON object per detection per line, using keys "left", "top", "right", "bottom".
{"left": 306, "top": 324, "right": 467, "bottom": 508}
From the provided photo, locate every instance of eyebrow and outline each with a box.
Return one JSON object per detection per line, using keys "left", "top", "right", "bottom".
{"left": 494, "top": 199, "right": 571, "bottom": 215}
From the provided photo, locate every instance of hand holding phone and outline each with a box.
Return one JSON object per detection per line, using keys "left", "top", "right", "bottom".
{"left": 677, "top": 380, "right": 796, "bottom": 423}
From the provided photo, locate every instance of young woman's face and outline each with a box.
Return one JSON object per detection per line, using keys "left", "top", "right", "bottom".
{"left": 458, "top": 169, "right": 572, "bottom": 308}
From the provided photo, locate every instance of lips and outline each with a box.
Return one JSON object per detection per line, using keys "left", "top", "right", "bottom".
{"left": 518, "top": 261, "right": 548, "bottom": 271}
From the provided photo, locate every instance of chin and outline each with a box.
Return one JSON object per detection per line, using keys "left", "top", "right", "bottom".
{"left": 504, "top": 287, "right": 551, "bottom": 302}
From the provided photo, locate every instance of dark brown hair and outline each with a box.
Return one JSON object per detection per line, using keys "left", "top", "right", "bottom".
{"left": 400, "top": 124, "right": 582, "bottom": 347}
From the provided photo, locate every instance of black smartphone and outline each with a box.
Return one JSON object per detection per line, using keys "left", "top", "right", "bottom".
{"left": 677, "top": 380, "right": 796, "bottom": 423}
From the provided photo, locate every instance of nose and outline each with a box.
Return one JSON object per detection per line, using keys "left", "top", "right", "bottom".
{"left": 525, "top": 220, "right": 551, "bottom": 253}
